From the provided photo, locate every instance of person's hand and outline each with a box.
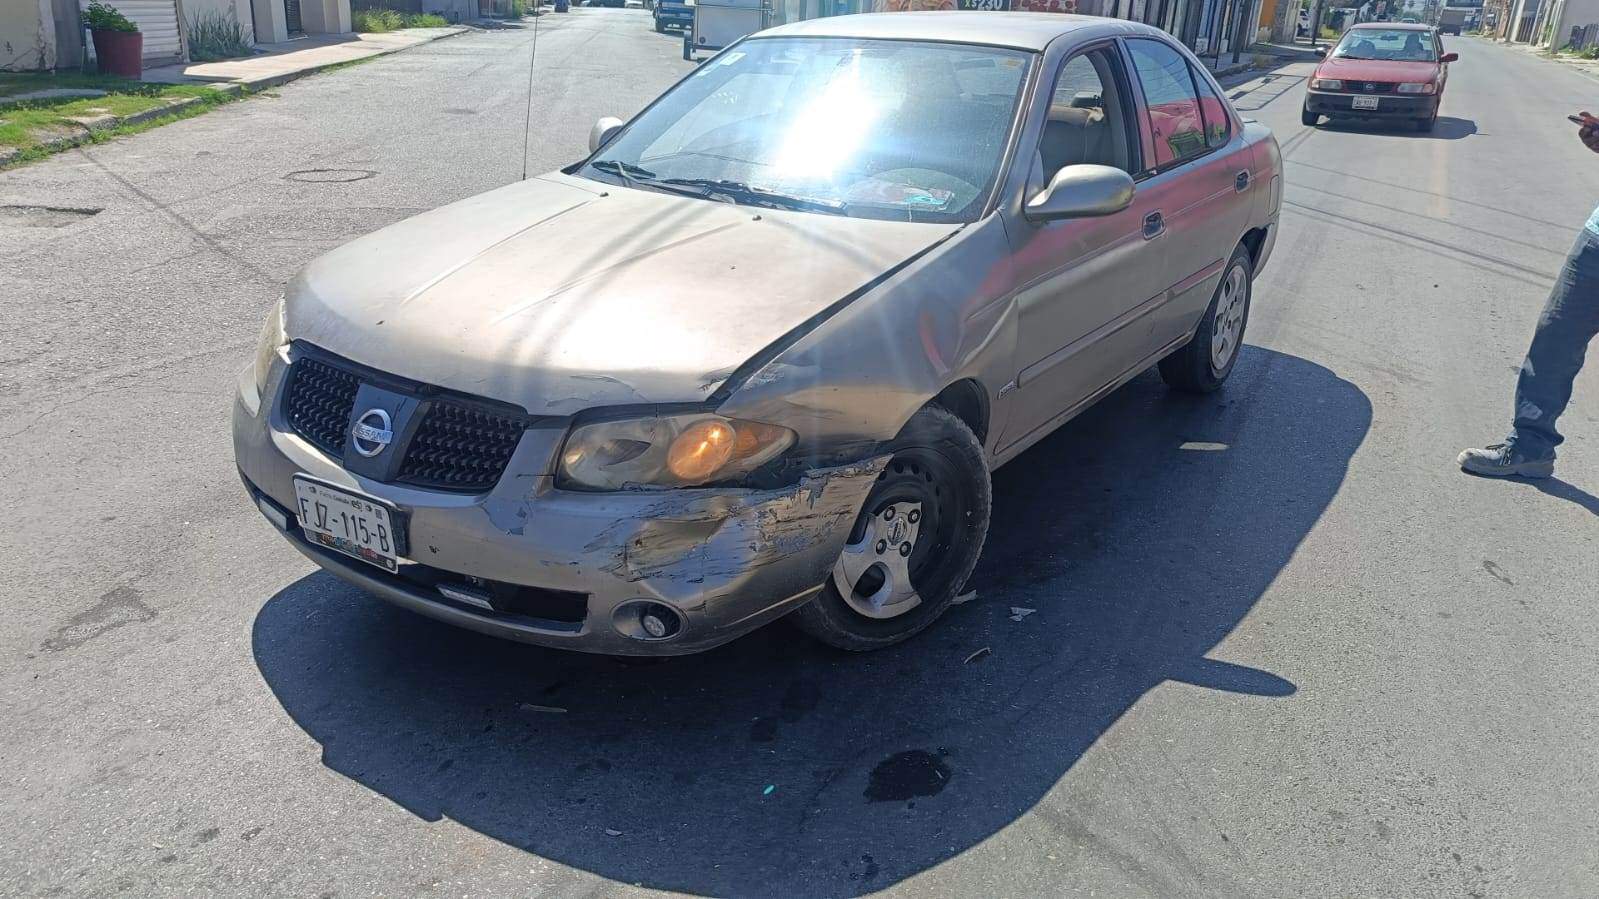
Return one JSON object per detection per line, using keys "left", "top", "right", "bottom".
{"left": 1579, "top": 111, "right": 1599, "bottom": 154}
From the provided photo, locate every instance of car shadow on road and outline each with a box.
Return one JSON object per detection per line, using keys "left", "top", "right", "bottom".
{"left": 1320, "top": 115, "right": 1477, "bottom": 140}
{"left": 252, "top": 346, "right": 1370, "bottom": 896}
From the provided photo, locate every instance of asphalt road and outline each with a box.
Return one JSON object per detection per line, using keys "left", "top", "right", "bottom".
{"left": 4, "top": 17, "right": 1599, "bottom": 897}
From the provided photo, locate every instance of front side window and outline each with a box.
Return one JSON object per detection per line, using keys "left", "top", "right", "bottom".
{"left": 1126, "top": 38, "right": 1206, "bottom": 169}
{"left": 1037, "top": 48, "right": 1135, "bottom": 181}
{"left": 583, "top": 37, "right": 1033, "bottom": 223}
{"left": 1333, "top": 28, "right": 1438, "bottom": 61}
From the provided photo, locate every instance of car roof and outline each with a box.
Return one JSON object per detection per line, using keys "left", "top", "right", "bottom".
{"left": 1346, "top": 21, "right": 1434, "bottom": 30}
{"left": 757, "top": 11, "right": 1169, "bottom": 51}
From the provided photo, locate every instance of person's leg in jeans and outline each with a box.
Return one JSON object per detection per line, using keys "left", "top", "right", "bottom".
{"left": 1460, "top": 229, "right": 1599, "bottom": 477}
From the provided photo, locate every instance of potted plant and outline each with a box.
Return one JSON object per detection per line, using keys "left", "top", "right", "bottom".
{"left": 84, "top": 1, "right": 142, "bottom": 79}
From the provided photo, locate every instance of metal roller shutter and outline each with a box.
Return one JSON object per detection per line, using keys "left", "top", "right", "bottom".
{"left": 83, "top": 0, "right": 183, "bottom": 62}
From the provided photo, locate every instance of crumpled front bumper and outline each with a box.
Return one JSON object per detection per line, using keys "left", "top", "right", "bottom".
{"left": 233, "top": 358, "right": 888, "bottom": 655}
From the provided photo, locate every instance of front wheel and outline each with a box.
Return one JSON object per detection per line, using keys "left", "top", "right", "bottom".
{"left": 792, "top": 405, "right": 991, "bottom": 652}
{"left": 1159, "top": 244, "right": 1253, "bottom": 393}
{"left": 653, "top": 15, "right": 664, "bottom": 31}
{"left": 1301, "top": 105, "right": 1319, "bottom": 127}
{"left": 1416, "top": 115, "right": 1436, "bottom": 132}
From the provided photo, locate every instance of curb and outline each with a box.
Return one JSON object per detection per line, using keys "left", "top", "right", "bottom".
{"left": 229, "top": 26, "right": 471, "bottom": 91}
{"left": 0, "top": 84, "right": 240, "bottom": 169}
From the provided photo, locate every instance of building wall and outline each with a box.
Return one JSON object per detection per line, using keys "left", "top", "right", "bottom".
{"left": 1505, "top": 0, "right": 1540, "bottom": 39}
{"left": 2, "top": 0, "right": 57, "bottom": 70}
{"left": 1552, "top": 0, "right": 1599, "bottom": 43}
{"left": 249, "top": 0, "right": 350, "bottom": 42}
{"left": 420, "top": 0, "right": 475, "bottom": 23}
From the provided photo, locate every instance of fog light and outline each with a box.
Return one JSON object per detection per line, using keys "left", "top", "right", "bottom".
{"left": 642, "top": 612, "right": 670, "bottom": 638}
{"left": 615, "top": 601, "right": 682, "bottom": 641}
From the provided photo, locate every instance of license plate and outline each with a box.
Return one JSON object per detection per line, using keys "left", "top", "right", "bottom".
{"left": 1352, "top": 96, "right": 1379, "bottom": 110}
{"left": 293, "top": 477, "right": 401, "bottom": 573}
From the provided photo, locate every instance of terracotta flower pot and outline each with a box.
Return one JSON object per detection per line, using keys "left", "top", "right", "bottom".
{"left": 92, "top": 29, "right": 143, "bottom": 79}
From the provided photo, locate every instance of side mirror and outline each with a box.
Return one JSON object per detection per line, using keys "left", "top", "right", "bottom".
{"left": 1025, "top": 164, "right": 1135, "bottom": 222}
{"left": 1440, "top": 52, "right": 1459, "bottom": 62}
{"left": 589, "top": 116, "right": 624, "bottom": 153}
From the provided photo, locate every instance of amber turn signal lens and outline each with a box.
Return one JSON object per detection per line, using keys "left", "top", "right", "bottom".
{"left": 666, "top": 419, "right": 737, "bottom": 483}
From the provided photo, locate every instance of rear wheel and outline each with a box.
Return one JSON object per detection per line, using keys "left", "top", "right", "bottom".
{"left": 653, "top": 15, "right": 664, "bottom": 31}
{"left": 793, "top": 405, "right": 990, "bottom": 651}
{"left": 1301, "top": 105, "right": 1319, "bottom": 127}
{"left": 1159, "top": 244, "right": 1253, "bottom": 393}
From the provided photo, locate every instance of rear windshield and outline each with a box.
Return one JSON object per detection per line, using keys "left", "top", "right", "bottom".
{"left": 1333, "top": 29, "right": 1437, "bottom": 62}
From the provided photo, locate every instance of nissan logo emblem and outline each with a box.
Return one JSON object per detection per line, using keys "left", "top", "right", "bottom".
{"left": 351, "top": 408, "right": 394, "bottom": 457}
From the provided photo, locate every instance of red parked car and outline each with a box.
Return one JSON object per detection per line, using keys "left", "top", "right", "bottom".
{"left": 1302, "top": 23, "right": 1458, "bottom": 132}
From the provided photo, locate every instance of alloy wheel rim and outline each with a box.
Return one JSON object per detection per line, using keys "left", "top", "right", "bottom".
{"left": 833, "top": 500, "right": 925, "bottom": 620}
{"left": 1210, "top": 264, "right": 1247, "bottom": 372}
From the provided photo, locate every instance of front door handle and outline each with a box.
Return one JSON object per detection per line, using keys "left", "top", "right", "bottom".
{"left": 1235, "top": 170, "right": 1251, "bottom": 192}
{"left": 1143, "top": 211, "right": 1165, "bottom": 240}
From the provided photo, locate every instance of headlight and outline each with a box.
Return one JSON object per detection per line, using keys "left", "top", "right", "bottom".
{"left": 1310, "top": 78, "right": 1343, "bottom": 90}
{"left": 252, "top": 297, "right": 286, "bottom": 396}
{"left": 1397, "top": 82, "right": 1437, "bottom": 94}
{"left": 558, "top": 413, "right": 795, "bottom": 490}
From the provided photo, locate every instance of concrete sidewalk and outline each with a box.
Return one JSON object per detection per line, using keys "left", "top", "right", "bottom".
{"left": 143, "top": 26, "right": 470, "bottom": 90}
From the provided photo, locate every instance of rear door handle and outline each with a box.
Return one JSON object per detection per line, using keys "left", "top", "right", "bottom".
{"left": 1143, "top": 211, "right": 1165, "bottom": 240}
{"left": 1235, "top": 170, "right": 1251, "bottom": 192}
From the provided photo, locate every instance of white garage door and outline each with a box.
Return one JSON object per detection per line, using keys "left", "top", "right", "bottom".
{"left": 83, "top": 0, "right": 183, "bottom": 62}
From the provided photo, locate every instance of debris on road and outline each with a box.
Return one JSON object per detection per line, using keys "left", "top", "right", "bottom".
{"left": 952, "top": 590, "right": 978, "bottom": 605}
{"left": 763, "top": 784, "right": 775, "bottom": 796}
{"left": 963, "top": 647, "right": 991, "bottom": 664}
{"left": 604, "top": 828, "right": 623, "bottom": 837}
{"left": 1008, "top": 607, "right": 1035, "bottom": 622}
{"left": 519, "top": 703, "right": 568, "bottom": 714}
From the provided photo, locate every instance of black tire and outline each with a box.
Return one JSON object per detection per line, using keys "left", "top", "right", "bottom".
{"left": 1159, "top": 243, "right": 1253, "bottom": 393}
{"left": 1301, "top": 106, "right": 1319, "bottom": 127}
{"left": 653, "top": 15, "right": 664, "bottom": 31}
{"left": 1416, "top": 115, "right": 1436, "bottom": 132}
{"left": 792, "top": 405, "right": 991, "bottom": 652}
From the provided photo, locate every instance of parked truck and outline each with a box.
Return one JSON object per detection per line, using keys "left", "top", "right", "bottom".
{"left": 1437, "top": 7, "right": 1469, "bottom": 34}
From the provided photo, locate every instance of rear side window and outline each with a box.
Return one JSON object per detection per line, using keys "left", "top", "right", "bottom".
{"left": 1192, "top": 68, "right": 1231, "bottom": 150}
{"left": 1126, "top": 39, "right": 1206, "bottom": 169}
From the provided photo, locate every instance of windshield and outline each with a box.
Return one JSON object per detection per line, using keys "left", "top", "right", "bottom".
{"left": 582, "top": 37, "right": 1033, "bottom": 223}
{"left": 1333, "top": 28, "right": 1437, "bottom": 62}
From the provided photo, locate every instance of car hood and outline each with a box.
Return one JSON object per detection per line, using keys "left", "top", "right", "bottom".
{"left": 1315, "top": 57, "right": 1439, "bottom": 82}
{"left": 289, "top": 173, "right": 960, "bottom": 415}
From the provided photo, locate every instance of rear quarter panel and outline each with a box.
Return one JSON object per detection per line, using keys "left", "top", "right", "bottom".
{"left": 1245, "top": 121, "right": 1282, "bottom": 274}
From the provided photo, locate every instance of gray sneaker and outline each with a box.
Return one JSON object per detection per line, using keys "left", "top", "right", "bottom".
{"left": 1458, "top": 442, "right": 1555, "bottom": 479}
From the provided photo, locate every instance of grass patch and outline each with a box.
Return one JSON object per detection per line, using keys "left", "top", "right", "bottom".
{"left": 0, "top": 73, "right": 241, "bottom": 164}
{"left": 351, "top": 9, "right": 449, "bottom": 32}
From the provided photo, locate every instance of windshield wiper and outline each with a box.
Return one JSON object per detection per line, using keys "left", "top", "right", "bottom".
{"left": 588, "top": 159, "right": 653, "bottom": 186}
{"left": 588, "top": 160, "right": 731, "bottom": 203}
{"left": 659, "top": 178, "right": 849, "bottom": 215}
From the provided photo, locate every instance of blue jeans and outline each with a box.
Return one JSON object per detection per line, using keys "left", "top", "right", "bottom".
{"left": 1512, "top": 228, "right": 1599, "bottom": 457}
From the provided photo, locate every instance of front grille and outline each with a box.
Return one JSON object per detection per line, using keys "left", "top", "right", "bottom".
{"left": 280, "top": 349, "right": 528, "bottom": 493}
{"left": 283, "top": 357, "right": 359, "bottom": 458}
{"left": 396, "top": 400, "right": 527, "bottom": 492}
{"left": 1346, "top": 81, "right": 1397, "bottom": 94}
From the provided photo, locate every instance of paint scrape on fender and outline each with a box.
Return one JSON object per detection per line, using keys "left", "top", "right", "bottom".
{"left": 584, "top": 456, "right": 891, "bottom": 602}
